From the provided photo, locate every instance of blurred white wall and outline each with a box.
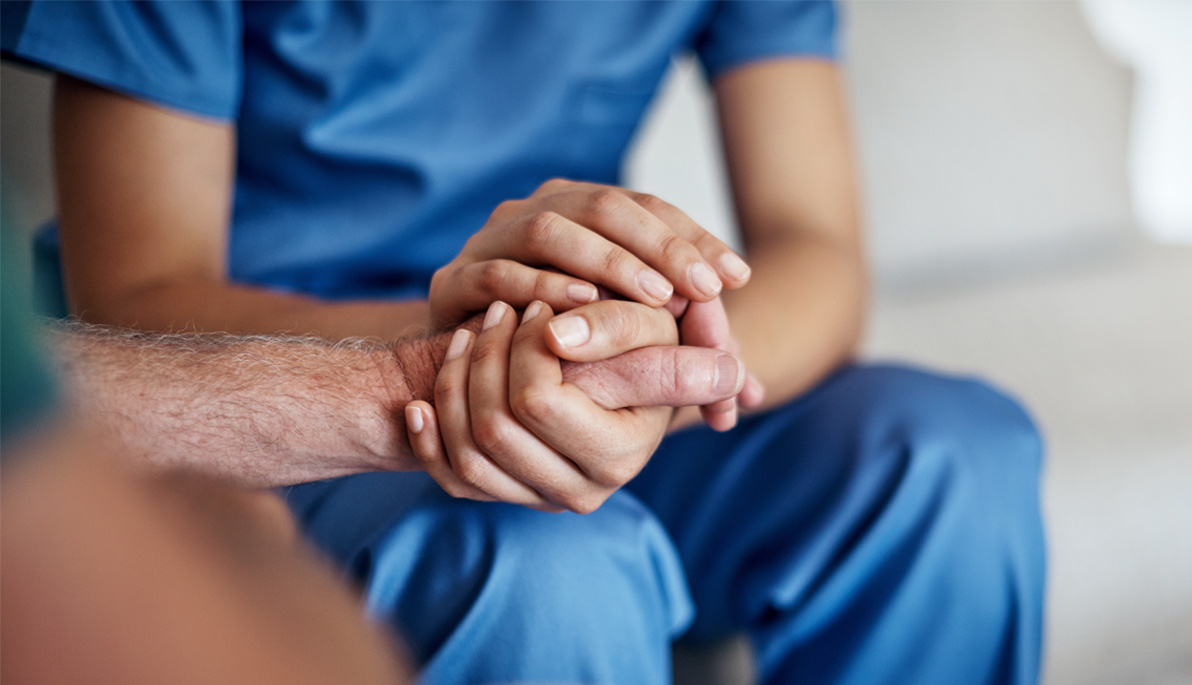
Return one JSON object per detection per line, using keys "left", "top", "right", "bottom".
{"left": 626, "top": 1, "right": 1136, "bottom": 290}
{"left": 1083, "top": 0, "right": 1192, "bottom": 243}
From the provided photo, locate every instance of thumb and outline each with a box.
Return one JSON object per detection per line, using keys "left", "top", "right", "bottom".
{"left": 561, "top": 346, "right": 745, "bottom": 410}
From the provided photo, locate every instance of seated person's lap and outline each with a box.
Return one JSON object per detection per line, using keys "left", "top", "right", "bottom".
{"left": 286, "top": 362, "right": 1044, "bottom": 684}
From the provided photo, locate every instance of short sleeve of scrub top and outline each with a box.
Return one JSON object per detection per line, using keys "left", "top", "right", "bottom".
{"left": 695, "top": 0, "right": 838, "bottom": 79}
{"left": 1, "top": 1, "right": 839, "bottom": 302}
{"left": 1, "top": 0, "right": 242, "bottom": 120}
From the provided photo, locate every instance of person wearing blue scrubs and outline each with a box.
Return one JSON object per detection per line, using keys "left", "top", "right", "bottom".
{"left": 3, "top": 2, "right": 1045, "bottom": 683}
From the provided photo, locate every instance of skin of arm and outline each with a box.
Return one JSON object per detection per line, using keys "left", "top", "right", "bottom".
{"left": 53, "top": 76, "right": 433, "bottom": 341}
{"left": 705, "top": 59, "right": 867, "bottom": 412}
{"left": 52, "top": 319, "right": 741, "bottom": 489}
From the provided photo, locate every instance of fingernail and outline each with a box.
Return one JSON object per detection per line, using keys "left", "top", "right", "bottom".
{"left": 714, "top": 354, "right": 744, "bottom": 395}
{"left": 690, "top": 262, "right": 722, "bottom": 298}
{"left": 547, "top": 315, "right": 591, "bottom": 348}
{"left": 405, "top": 406, "right": 424, "bottom": 434}
{"left": 567, "top": 282, "right": 598, "bottom": 304}
{"left": 637, "top": 269, "right": 673, "bottom": 303}
{"left": 719, "top": 252, "right": 751, "bottom": 281}
{"left": 482, "top": 301, "right": 507, "bottom": 330}
{"left": 523, "top": 300, "right": 544, "bottom": 321}
{"left": 445, "top": 329, "right": 471, "bottom": 360}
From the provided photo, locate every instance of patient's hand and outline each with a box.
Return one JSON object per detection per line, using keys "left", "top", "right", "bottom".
{"left": 428, "top": 179, "right": 752, "bottom": 327}
{"left": 403, "top": 300, "right": 746, "bottom": 513}
{"left": 543, "top": 292, "right": 765, "bottom": 431}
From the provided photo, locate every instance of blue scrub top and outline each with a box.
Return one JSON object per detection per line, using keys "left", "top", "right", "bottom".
{"left": 3, "top": 1, "right": 836, "bottom": 301}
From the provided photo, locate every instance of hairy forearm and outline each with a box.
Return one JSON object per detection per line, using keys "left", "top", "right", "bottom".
{"left": 50, "top": 315, "right": 734, "bottom": 486}
{"left": 52, "top": 322, "right": 422, "bottom": 486}
{"left": 723, "top": 232, "right": 867, "bottom": 409}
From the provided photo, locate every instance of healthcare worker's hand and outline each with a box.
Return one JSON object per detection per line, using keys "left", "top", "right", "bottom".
{"left": 428, "top": 179, "right": 752, "bottom": 328}
{"left": 403, "top": 300, "right": 747, "bottom": 513}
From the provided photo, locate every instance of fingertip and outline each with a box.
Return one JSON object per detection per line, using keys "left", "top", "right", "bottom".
{"left": 636, "top": 269, "right": 674, "bottom": 305}
{"left": 718, "top": 252, "right": 752, "bottom": 285}
{"left": 740, "top": 373, "right": 766, "bottom": 409}
{"left": 663, "top": 295, "right": 690, "bottom": 319}
{"left": 482, "top": 301, "right": 509, "bottom": 331}
{"left": 689, "top": 262, "right": 723, "bottom": 300}
{"left": 567, "top": 282, "right": 599, "bottom": 304}
{"left": 714, "top": 354, "right": 746, "bottom": 397}
{"left": 523, "top": 300, "right": 545, "bottom": 322}
{"left": 446, "top": 328, "right": 473, "bottom": 360}
{"left": 546, "top": 314, "right": 591, "bottom": 350}
{"left": 701, "top": 403, "right": 738, "bottom": 432}
{"left": 405, "top": 405, "right": 424, "bottom": 434}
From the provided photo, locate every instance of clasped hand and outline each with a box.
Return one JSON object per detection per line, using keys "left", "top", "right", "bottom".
{"left": 411, "top": 180, "right": 764, "bottom": 512}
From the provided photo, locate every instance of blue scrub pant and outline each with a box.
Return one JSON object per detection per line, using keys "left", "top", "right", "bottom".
{"left": 286, "top": 363, "right": 1046, "bottom": 684}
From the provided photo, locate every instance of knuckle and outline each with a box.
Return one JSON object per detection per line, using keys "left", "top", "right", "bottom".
{"left": 606, "top": 305, "right": 642, "bottom": 346}
{"left": 541, "top": 177, "right": 571, "bottom": 192}
{"left": 600, "top": 246, "right": 633, "bottom": 277}
{"left": 453, "top": 456, "right": 485, "bottom": 489}
{"left": 471, "top": 416, "right": 515, "bottom": 455}
{"left": 524, "top": 211, "right": 561, "bottom": 245}
{"left": 491, "top": 199, "right": 520, "bottom": 219}
{"left": 429, "top": 267, "right": 448, "bottom": 293}
{"left": 657, "top": 232, "right": 695, "bottom": 264}
{"left": 672, "top": 367, "right": 702, "bottom": 400}
{"left": 694, "top": 231, "right": 723, "bottom": 252}
{"left": 593, "top": 460, "right": 636, "bottom": 488}
{"left": 636, "top": 193, "right": 667, "bottom": 215}
{"left": 657, "top": 347, "right": 692, "bottom": 398}
{"left": 532, "top": 270, "right": 557, "bottom": 301}
{"left": 439, "top": 479, "right": 469, "bottom": 499}
{"left": 477, "top": 260, "right": 508, "bottom": 294}
{"left": 510, "top": 384, "right": 554, "bottom": 427}
{"left": 674, "top": 350, "right": 714, "bottom": 399}
{"left": 589, "top": 188, "right": 626, "bottom": 219}
{"left": 413, "top": 445, "right": 438, "bottom": 467}
{"left": 435, "top": 374, "right": 466, "bottom": 404}
{"left": 469, "top": 334, "right": 505, "bottom": 367}
{"left": 566, "top": 490, "right": 607, "bottom": 515}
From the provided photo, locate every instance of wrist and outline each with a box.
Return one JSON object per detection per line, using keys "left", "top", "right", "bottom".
{"left": 390, "top": 336, "right": 439, "bottom": 406}
{"left": 391, "top": 315, "right": 487, "bottom": 403}
{"left": 342, "top": 345, "right": 418, "bottom": 473}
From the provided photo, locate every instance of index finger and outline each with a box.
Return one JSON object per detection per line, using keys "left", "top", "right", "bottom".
{"left": 626, "top": 191, "right": 752, "bottom": 289}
